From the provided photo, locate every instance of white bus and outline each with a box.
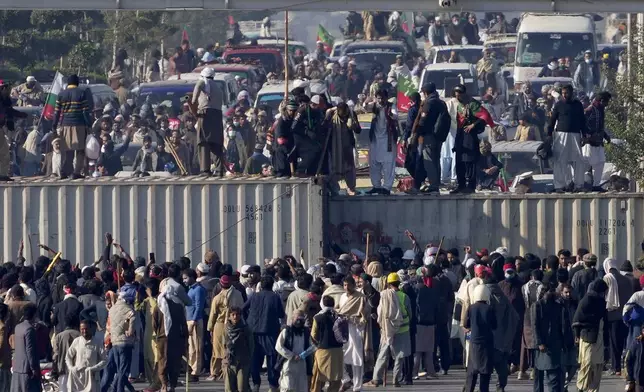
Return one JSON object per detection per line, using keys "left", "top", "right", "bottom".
{"left": 514, "top": 13, "right": 596, "bottom": 86}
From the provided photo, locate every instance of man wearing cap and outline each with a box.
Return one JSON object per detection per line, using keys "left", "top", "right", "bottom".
{"left": 366, "top": 89, "right": 399, "bottom": 195}
{"left": 451, "top": 84, "right": 486, "bottom": 193}
{"left": 582, "top": 92, "right": 612, "bottom": 192}
{"left": 11, "top": 76, "right": 44, "bottom": 107}
{"left": 252, "top": 110, "right": 271, "bottom": 154}
{"left": 499, "top": 262, "right": 526, "bottom": 373}
{"left": 428, "top": 17, "right": 447, "bottom": 47}
{"left": 476, "top": 49, "right": 499, "bottom": 96}
{"left": 292, "top": 94, "right": 327, "bottom": 176}
{"left": 573, "top": 51, "right": 600, "bottom": 98}
{"left": 548, "top": 84, "right": 588, "bottom": 193}
{"left": 273, "top": 99, "right": 298, "bottom": 176}
{"left": 571, "top": 253, "right": 598, "bottom": 302}
{"left": 315, "top": 41, "right": 328, "bottom": 62}
{"left": 207, "top": 274, "right": 244, "bottom": 381}
{"left": 192, "top": 67, "right": 226, "bottom": 176}
{"left": 325, "top": 63, "right": 347, "bottom": 97}
{"left": 51, "top": 74, "right": 92, "bottom": 179}
{"left": 326, "top": 102, "right": 361, "bottom": 196}
{"left": 366, "top": 273, "right": 411, "bottom": 387}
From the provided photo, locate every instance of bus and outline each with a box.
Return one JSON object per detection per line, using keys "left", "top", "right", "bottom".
{"left": 514, "top": 13, "right": 596, "bottom": 86}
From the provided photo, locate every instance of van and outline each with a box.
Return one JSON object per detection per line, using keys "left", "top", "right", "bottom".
{"left": 514, "top": 13, "right": 596, "bottom": 85}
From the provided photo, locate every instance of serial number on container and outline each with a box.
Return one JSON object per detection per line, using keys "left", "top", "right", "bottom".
{"left": 222, "top": 204, "right": 281, "bottom": 214}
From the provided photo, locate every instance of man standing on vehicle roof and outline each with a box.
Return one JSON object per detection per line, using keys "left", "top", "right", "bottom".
{"left": 463, "top": 14, "right": 481, "bottom": 45}
{"left": 366, "top": 89, "right": 399, "bottom": 195}
{"left": 547, "top": 84, "right": 588, "bottom": 193}
{"left": 573, "top": 51, "right": 600, "bottom": 99}
{"left": 428, "top": 16, "right": 447, "bottom": 47}
{"left": 192, "top": 67, "right": 227, "bottom": 177}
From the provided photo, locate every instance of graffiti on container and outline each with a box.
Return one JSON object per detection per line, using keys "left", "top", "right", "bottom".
{"left": 576, "top": 219, "right": 636, "bottom": 236}
{"left": 329, "top": 221, "right": 392, "bottom": 245}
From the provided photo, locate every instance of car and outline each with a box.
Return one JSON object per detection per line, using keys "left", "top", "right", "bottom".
{"left": 254, "top": 80, "right": 331, "bottom": 116}
{"left": 427, "top": 45, "right": 485, "bottom": 65}
{"left": 419, "top": 63, "right": 481, "bottom": 99}
{"left": 192, "top": 64, "right": 263, "bottom": 97}
{"left": 342, "top": 40, "right": 409, "bottom": 59}
{"left": 525, "top": 76, "right": 573, "bottom": 98}
{"left": 222, "top": 47, "right": 285, "bottom": 75}
{"left": 242, "top": 38, "right": 309, "bottom": 55}
{"left": 136, "top": 75, "right": 238, "bottom": 115}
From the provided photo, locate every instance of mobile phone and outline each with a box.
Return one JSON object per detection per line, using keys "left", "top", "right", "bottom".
{"left": 149, "top": 253, "right": 156, "bottom": 264}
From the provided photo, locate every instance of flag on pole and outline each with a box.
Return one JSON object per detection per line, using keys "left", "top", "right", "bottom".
{"left": 43, "top": 71, "right": 64, "bottom": 121}
{"left": 401, "top": 13, "right": 410, "bottom": 34}
{"left": 317, "top": 24, "right": 335, "bottom": 54}
{"left": 228, "top": 15, "right": 235, "bottom": 25}
{"left": 396, "top": 73, "right": 416, "bottom": 113}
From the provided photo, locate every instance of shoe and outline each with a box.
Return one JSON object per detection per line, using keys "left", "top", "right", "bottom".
{"left": 461, "top": 188, "right": 475, "bottom": 194}
{"left": 366, "top": 188, "right": 381, "bottom": 195}
{"left": 426, "top": 374, "right": 439, "bottom": 379}
{"left": 442, "top": 369, "right": 448, "bottom": 376}
{"left": 413, "top": 376, "right": 420, "bottom": 380}
{"left": 422, "top": 187, "right": 440, "bottom": 194}
{"left": 450, "top": 187, "right": 465, "bottom": 194}
{"left": 509, "top": 364, "right": 518, "bottom": 374}
{"left": 405, "top": 188, "right": 421, "bottom": 195}
{"left": 592, "top": 186, "right": 606, "bottom": 192}
{"left": 517, "top": 371, "right": 528, "bottom": 380}
{"left": 394, "top": 382, "right": 401, "bottom": 388}
{"left": 363, "top": 380, "right": 381, "bottom": 387}
{"left": 188, "top": 375, "right": 199, "bottom": 383}
{"left": 616, "top": 371, "right": 622, "bottom": 376}
{"left": 381, "top": 189, "right": 391, "bottom": 195}
{"left": 553, "top": 188, "right": 565, "bottom": 194}
{"left": 71, "top": 174, "right": 84, "bottom": 180}
{"left": 405, "top": 380, "right": 413, "bottom": 385}
{"left": 0, "top": 176, "right": 13, "bottom": 182}
{"left": 205, "top": 375, "right": 216, "bottom": 381}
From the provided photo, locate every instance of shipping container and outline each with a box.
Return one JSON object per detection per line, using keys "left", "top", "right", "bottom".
{"left": 328, "top": 194, "right": 644, "bottom": 262}
{"left": 0, "top": 177, "right": 324, "bottom": 270}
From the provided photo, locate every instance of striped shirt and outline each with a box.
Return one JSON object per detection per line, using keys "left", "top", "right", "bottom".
{"left": 52, "top": 86, "right": 92, "bottom": 128}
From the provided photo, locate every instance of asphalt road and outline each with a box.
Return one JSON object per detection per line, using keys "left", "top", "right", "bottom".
{"left": 132, "top": 368, "right": 626, "bottom": 391}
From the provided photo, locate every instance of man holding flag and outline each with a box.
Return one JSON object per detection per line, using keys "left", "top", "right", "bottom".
{"left": 317, "top": 24, "right": 335, "bottom": 57}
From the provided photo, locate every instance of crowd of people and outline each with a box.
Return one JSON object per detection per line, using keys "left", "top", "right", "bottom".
{"left": 0, "top": 233, "right": 643, "bottom": 392}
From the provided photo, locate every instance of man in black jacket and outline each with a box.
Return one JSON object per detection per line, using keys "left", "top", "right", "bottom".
{"left": 547, "top": 84, "right": 589, "bottom": 193}
{"left": 292, "top": 95, "right": 327, "bottom": 176}
{"left": 97, "top": 128, "right": 133, "bottom": 176}
{"left": 571, "top": 253, "right": 598, "bottom": 302}
{"left": 411, "top": 83, "right": 446, "bottom": 193}
{"left": 0, "top": 80, "right": 27, "bottom": 181}
{"left": 51, "top": 281, "right": 84, "bottom": 335}
{"left": 463, "top": 14, "right": 481, "bottom": 45}
{"left": 414, "top": 265, "right": 440, "bottom": 379}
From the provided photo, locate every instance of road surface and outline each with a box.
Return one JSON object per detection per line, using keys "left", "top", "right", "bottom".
{"left": 133, "top": 367, "right": 626, "bottom": 391}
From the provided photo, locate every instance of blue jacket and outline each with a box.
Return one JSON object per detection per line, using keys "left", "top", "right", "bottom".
{"left": 243, "top": 289, "right": 285, "bottom": 336}
{"left": 186, "top": 283, "right": 206, "bottom": 321}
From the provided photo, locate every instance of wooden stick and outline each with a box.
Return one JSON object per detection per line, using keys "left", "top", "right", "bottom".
{"left": 437, "top": 236, "right": 445, "bottom": 253}
{"left": 44, "top": 252, "right": 62, "bottom": 276}
{"left": 365, "top": 233, "right": 371, "bottom": 259}
{"left": 587, "top": 222, "right": 592, "bottom": 252}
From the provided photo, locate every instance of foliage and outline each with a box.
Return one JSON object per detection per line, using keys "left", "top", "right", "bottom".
{"left": 604, "top": 42, "right": 644, "bottom": 187}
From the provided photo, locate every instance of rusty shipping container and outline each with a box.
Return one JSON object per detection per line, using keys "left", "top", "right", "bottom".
{"left": 0, "top": 177, "right": 324, "bottom": 269}
{"left": 328, "top": 194, "right": 644, "bottom": 262}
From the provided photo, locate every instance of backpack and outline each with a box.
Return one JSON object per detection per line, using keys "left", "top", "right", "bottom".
{"left": 434, "top": 100, "right": 452, "bottom": 144}
{"left": 332, "top": 314, "right": 349, "bottom": 344}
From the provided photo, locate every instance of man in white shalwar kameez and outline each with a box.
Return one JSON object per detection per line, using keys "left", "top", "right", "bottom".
{"left": 65, "top": 320, "right": 107, "bottom": 392}
{"left": 547, "top": 84, "right": 589, "bottom": 193}
{"left": 367, "top": 90, "right": 399, "bottom": 195}
{"left": 442, "top": 98, "right": 459, "bottom": 184}
{"left": 275, "top": 310, "right": 316, "bottom": 392}
{"left": 582, "top": 92, "right": 611, "bottom": 191}
{"left": 339, "top": 276, "right": 369, "bottom": 392}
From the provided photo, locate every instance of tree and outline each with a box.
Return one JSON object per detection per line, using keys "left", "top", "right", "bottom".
{"left": 604, "top": 39, "right": 644, "bottom": 187}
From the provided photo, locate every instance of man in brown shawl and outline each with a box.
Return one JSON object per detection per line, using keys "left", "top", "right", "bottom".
{"left": 325, "top": 103, "right": 361, "bottom": 196}
{"left": 338, "top": 276, "right": 370, "bottom": 392}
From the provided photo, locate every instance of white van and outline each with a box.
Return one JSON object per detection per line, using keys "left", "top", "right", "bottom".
{"left": 514, "top": 13, "right": 596, "bottom": 85}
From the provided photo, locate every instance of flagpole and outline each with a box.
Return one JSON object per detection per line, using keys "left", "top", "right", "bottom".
{"left": 284, "top": 10, "right": 289, "bottom": 96}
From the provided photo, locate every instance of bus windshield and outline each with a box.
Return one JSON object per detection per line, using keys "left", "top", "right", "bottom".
{"left": 516, "top": 32, "right": 593, "bottom": 67}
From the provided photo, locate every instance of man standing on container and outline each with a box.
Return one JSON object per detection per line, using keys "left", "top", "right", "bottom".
{"left": 366, "top": 89, "right": 399, "bottom": 195}
{"left": 51, "top": 74, "right": 92, "bottom": 178}
{"left": 547, "top": 84, "right": 588, "bottom": 193}
{"left": 0, "top": 79, "right": 27, "bottom": 181}
{"left": 192, "top": 67, "right": 226, "bottom": 177}
{"left": 451, "top": 84, "right": 486, "bottom": 194}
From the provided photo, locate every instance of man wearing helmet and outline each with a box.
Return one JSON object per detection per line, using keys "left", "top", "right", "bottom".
{"left": 365, "top": 272, "right": 411, "bottom": 388}
{"left": 192, "top": 67, "right": 226, "bottom": 176}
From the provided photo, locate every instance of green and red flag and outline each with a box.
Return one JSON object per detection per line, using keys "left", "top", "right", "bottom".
{"left": 181, "top": 25, "right": 190, "bottom": 43}
{"left": 401, "top": 12, "right": 410, "bottom": 34}
{"left": 396, "top": 73, "right": 416, "bottom": 113}
{"left": 43, "top": 71, "right": 64, "bottom": 121}
{"left": 317, "top": 24, "right": 335, "bottom": 54}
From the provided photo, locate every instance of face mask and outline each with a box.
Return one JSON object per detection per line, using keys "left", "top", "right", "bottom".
{"left": 453, "top": 20, "right": 459, "bottom": 25}
{"left": 585, "top": 58, "right": 592, "bottom": 64}
{"left": 101, "top": 145, "right": 107, "bottom": 153}
{"left": 233, "top": 121, "right": 240, "bottom": 127}
{"left": 227, "top": 130, "right": 236, "bottom": 138}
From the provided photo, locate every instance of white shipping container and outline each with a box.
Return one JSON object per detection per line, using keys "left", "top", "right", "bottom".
{"left": 0, "top": 177, "right": 324, "bottom": 270}
{"left": 328, "top": 194, "right": 644, "bottom": 262}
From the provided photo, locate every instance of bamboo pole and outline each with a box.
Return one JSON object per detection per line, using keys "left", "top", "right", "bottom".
{"left": 365, "top": 233, "right": 370, "bottom": 259}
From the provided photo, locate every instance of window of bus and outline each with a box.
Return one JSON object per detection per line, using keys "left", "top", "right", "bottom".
{"left": 516, "top": 33, "right": 594, "bottom": 67}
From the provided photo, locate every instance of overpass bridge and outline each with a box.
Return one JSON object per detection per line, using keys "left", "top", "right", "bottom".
{"left": 2, "top": 0, "right": 644, "bottom": 12}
